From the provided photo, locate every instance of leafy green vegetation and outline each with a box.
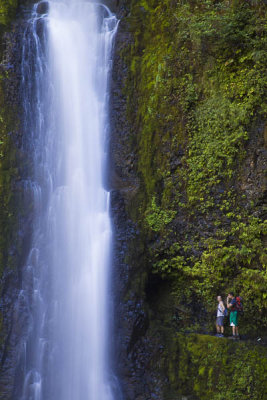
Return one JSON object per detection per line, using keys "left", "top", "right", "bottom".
{"left": 145, "top": 196, "right": 176, "bottom": 232}
{"left": 124, "top": 0, "right": 267, "bottom": 333}
{"left": 164, "top": 333, "right": 267, "bottom": 400}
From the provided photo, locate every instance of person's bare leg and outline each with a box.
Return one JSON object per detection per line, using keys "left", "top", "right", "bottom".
{"left": 216, "top": 324, "right": 220, "bottom": 333}
{"left": 221, "top": 326, "right": 224, "bottom": 334}
{"left": 233, "top": 326, "right": 239, "bottom": 336}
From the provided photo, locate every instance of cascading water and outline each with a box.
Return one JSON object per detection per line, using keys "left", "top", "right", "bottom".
{"left": 17, "top": 1, "right": 119, "bottom": 399}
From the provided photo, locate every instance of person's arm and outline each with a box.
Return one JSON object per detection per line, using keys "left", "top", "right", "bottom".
{"left": 227, "top": 296, "right": 232, "bottom": 309}
{"left": 220, "top": 301, "right": 225, "bottom": 312}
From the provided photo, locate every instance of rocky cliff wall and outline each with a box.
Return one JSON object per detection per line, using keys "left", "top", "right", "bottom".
{"left": 0, "top": 3, "right": 34, "bottom": 396}
{"left": 110, "top": 0, "right": 267, "bottom": 399}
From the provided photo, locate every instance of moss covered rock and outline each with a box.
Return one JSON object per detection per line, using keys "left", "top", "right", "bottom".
{"left": 0, "top": 4, "right": 34, "bottom": 396}
{"left": 111, "top": 0, "right": 267, "bottom": 398}
{"left": 164, "top": 333, "right": 267, "bottom": 400}
{"left": 0, "top": 0, "right": 18, "bottom": 28}
{"left": 117, "top": 0, "right": 267, "bottom": 334}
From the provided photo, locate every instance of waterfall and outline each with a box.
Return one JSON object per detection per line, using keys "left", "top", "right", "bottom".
{"left": 17, "top": 1, "right": 119, "bottom": 399}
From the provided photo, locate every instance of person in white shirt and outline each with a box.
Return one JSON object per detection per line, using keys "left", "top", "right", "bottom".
{"left": 216, "top": 295, "right": 225, "bottom": 337}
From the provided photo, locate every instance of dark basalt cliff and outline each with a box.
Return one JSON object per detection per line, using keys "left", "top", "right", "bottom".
{"left": 110, "top": 0, "right": 267, "bottom": 399}
{"left": 0, "top": 0, "right": 267, "bottom": 399}
{"left": 0, "top": 9, "right": 34, "bottom": 396}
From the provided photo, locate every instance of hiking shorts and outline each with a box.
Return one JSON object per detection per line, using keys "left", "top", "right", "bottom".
{"left": 216, "top": 316, "right": 224, "bottom": 326}
{"left": 230, "top": 311, "right": 238, "bottom": 327}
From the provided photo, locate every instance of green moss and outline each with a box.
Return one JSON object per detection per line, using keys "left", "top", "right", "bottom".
{"left": 0, "top": 0, "right": 18, "bottom": 27}
{"left": 0, "top": 56, "right": 20, "bottom": 274}
{"left": 127, "top": 0, "right": 266, "bottom": 205}
{"left": 163, "top": 333, "right": 267, "bottom": 400}
{"left": 123, "top": 0, "right": 267, "bottom": 333}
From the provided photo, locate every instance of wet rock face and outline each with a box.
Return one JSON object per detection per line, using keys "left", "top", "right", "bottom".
{"left": 0, "top": 22, "right": 34, "bottom": 399}
{"left": 109, "top": 1, "right": 267, "bottom": 399}
{"left": 109, "top": 12, "right": 166, "bottom": 399}
{"left": 108, "top": 18, "right": 143, "bottom": 400}
{"left": 238, "top": 121, "right": 267, "bottom": 204}
{"left": 36, "top": 1, "right": 49, "bottom": 15}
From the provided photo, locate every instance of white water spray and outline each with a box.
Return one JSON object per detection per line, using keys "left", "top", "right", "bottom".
{"left": 19, "top": 1, "right": 119, "bottom": 399}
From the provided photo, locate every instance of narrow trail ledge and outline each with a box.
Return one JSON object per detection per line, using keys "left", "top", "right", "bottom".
{"left": 162, "top": 333, "right": 267, "bottom": 400}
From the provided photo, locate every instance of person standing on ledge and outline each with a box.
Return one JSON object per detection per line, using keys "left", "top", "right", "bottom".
{"left": 227, "top": 292, "right": 239, "bottom": 339}
{"left": 216, "top": 295, "right": 225, "bottom": 337}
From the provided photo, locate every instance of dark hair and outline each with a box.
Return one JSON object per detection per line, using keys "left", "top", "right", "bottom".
{"left": 228, "top": 292, "right": 234, "bottom": 296}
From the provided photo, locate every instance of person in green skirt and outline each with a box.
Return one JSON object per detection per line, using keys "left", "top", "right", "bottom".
{"left": 227, "top": 292, "right": 239, "bottom": 339}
